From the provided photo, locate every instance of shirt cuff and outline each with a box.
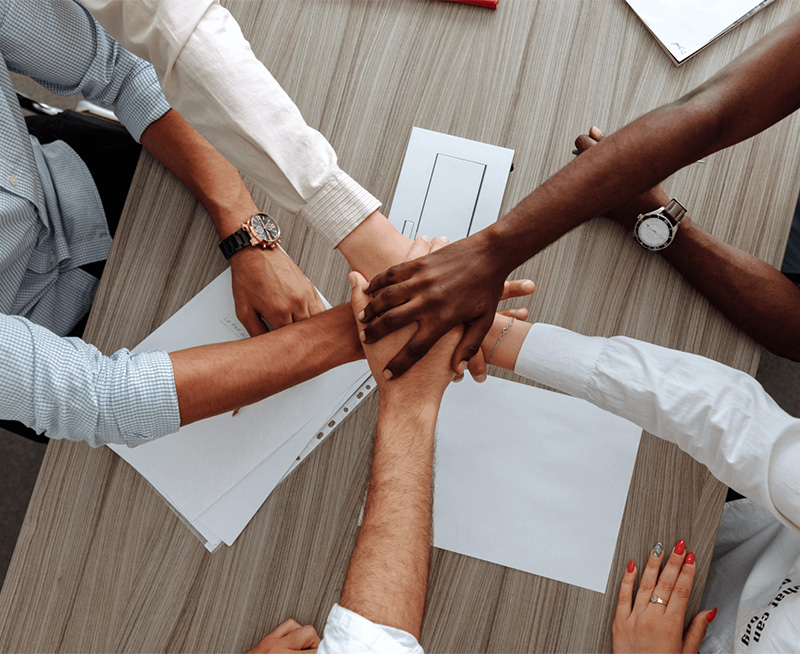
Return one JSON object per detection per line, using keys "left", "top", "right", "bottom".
{"left": 298, "top": 170, "right": 382, "bottom": 247}
{"left": 514, "top": 323, "right": 606, "bottom": 400}
{"left": 96, "top": 349, "right": 181, "bottom": 448}
{"left": 319, "top": 604, "right": 423, "bottom": 654}
{"left": 112, "top": 59, "right": 171, "bottom": 143}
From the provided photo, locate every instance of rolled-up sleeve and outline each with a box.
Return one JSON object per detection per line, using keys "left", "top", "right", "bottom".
{"left": 82, "top": 0, "right": 381, "bottom": 246}
{"left": 0, "top": 0, "right": 169, "bottom": 142}
{"left": 0, "top": 314, "right": 180, "bottom": 447}
{"left": 318, "top": 604, "right": 424, "bottom": 654}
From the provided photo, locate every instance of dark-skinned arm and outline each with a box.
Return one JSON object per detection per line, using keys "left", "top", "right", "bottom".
{"left": 361, "top": 14, "right": 800, "bottom": 378}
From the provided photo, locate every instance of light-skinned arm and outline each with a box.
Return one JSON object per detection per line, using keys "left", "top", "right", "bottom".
{"left": 362, "top": 14, "right": 800, "bottom": 377}
{"left": 573, "top": 127, "right": 800, "bottom": 361}
{"left": 139, "top": 109, "right": 325, "bottom": 333}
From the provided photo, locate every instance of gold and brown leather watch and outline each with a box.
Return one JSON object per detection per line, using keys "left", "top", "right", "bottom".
{"left": 634, "top": 199, "right": 686, "bottom": 251}
{"left": 219, "top": 212, "right": 281, "bottom": 259}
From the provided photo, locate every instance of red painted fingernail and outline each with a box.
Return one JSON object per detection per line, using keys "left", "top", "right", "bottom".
{"left": 627, "top": 560, "right": 635, "bottom": 573}
{"left": 685, "top": 552, "right": 695, "bottom": 565}
{"left": 674, "top": 539, "right": 686, "bottom": 555}
{"left": 707, "top": 607, "right": 717, "bottom": 624}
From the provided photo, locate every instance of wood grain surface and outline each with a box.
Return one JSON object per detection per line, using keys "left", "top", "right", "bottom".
{"left": 3, "top": 1, "right": 800, "bottom": 652}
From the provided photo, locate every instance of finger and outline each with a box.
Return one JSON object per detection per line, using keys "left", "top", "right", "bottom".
{"left": 365, "top": 260, "right": 415, "bottom": 296}
{"left": 633, "top": 541, "right": 664, "bottom": 612}
{"left": 500, "top": 279, "right": 535, "bottom": 301}
{"left": 651, "top": 539, "right": 687, "bottom": 608}
{"left": 348, "top": 271, "right": 370, "bottom": 323}
{"left": 667, "top": 549, "right": 696, "bottom": 618}
{"left": 238, "top": 307, "right": 270, "bottom": 337}
{"left": 452, "top": 314, "right": 494, "bottom": 375}
{"left": 290, "top": 303, "right": 312, "bottom": 324}
{"left": 269, "top": 619, "right": 303, "bottom": 639}
{"left": 430, "top": 236, "right": 450, "bottom": 252}
{"left": 262, "top": 309, "right": 292, "bottom": 330}
{"left": 285, "top": 625, "right": 321, "bottom": 650}
{"left": 360, "top": 282, "right": 414, "bottom": 324}
{"left": 498, "top": 307, "right": 529, "bottom": 321}
{"left": 574, "top": 133, "right": 598, "bottom": 154}
{"left": 361, "top": 299, "right": 421, "bottom": 344}
{"left": 615, "top": 559, "right": 637, "bottom": 623}
{"left": 467, "top": 349, "right": 487, "bottom": 383}
{"left": 405, "top": 234, "right": 433, "bottom": 260}
{"left": 682, "top": 609, "right": 715, "bottom": 654}
{"left": 383, "top": 326, "right": 446, "bottom": 379}
{"left": 589, "top": 125, "right": 604, "bottom": 140}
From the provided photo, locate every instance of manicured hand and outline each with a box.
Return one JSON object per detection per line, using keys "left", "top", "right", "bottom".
{"left": 574, "top": 127, "right": 670, "bottom": 227}
{"left": 361, "top": 231, "right": 516, "bottom": 379}
{"left": 231, "top": 246, "right": 326, "bottom": 334}
{"left": 613, "top": 540, "right": 716, "bottom": 654}
{"left": 248, "top": 619, "right": 321, "bottom": 653}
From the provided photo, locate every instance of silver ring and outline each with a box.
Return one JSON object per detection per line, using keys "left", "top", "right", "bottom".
{"left": 650, "top": 595, "right": 667, "bottom": 606}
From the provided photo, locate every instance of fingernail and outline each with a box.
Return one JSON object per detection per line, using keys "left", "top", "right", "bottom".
{"left": 421, "top": 235, "right": 431, "bottom": 242}
{"left": 357, "top": 310, "right": 365, "bottom": 322}
{"left": 382, "top": 369, "right": 393, "bottom": 380}
{"left": 522, "top": 280, "right": 535, "bottom": 291}
{"left": 707, "top": 607, "right": 717, "bottom": 624}
{"left": 456, "top": 361, "right": 468, "bottom": 374}
{"left": 475, "top": 373, "right": 487, "bottom": 383}
{"left": 591, "top": 125, "right": 604, "bottom": 137}
{"left": 627, "top": 560, "right": 635, "bottom": 573}
{"left": 652, "top": 542, "right": 663, "bottom": 557}
{"left": 685, "top": 552, "right": 695, "bottom": 565}
{"left": 675, "top": 539, "right": 686, "bottom": 556}
{"left": 359, "top": 330, "right": 366, "bottom": 342}
{"left": 441, "top": 237, "right": 449, "bottom": 243}
{"left": 453, "top": 375, "right": 464, "bottom": 383}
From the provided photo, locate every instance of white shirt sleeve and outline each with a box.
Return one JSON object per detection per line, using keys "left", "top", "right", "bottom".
{"left": 318, "top": 604, "right": 424, "bottom": 654}
{"left": 514, "top": 323, "right": 800, "bottom": 534}
{"left": 81, "top": 0, "right": 381, "bottom": 246}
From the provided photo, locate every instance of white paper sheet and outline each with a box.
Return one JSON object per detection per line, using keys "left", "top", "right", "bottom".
{"left": 625, "top": 0, "right": 773, "bottom": 64}
{"left": 389, "top": 127, "right": 513, "bottom": 241}
{"left": 108, "top": 269, "right": 369, "bottom": 534}
{"left": 433, "top": 376, "right": 641, "bottom": 593}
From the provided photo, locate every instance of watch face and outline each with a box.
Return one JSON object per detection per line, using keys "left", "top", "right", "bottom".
{"left": 637, "top": 216, "right": 672, "bottom": 248}
{"left": 250, "top": 214, "right": 280, "bottom": 243}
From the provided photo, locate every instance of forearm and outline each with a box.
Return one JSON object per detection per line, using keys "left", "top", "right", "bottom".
{"left": 171, "top": 303, "right": 362, "bottom": 425}
{"left": 662, "top": 219, "right": 800, "bottom": 360}
{"left": 336, "top": 210, "right": 413, "bottom": 279}
{"left": 140, "top": 109, "right": 258, "bottom": 238}
{"left": 339, "top": 397, "right": 438, "bottom": 638}
{"left": 483, "top": 14, "right": 800, "bottom": 274}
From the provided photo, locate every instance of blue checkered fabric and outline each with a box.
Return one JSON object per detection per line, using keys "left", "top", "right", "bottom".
{"left": 0, "top": 0, "right": 170, "bottom": 336}
{"left": 0, "top": 0, "right": 178, "bottom": 445}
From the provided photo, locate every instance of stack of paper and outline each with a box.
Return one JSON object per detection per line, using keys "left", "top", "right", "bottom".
{"left": 108, "top": 269, "right": 372, "bottom": 551}
{"left": 625, "top": 0, "right": 775, "bottom": 65}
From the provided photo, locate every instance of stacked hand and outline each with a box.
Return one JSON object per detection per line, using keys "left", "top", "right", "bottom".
{"left": 231, "top": 247, "right": 326, "bottom": 334}
{"left": 248, "top": 619, "right": 320, "bottom": 653}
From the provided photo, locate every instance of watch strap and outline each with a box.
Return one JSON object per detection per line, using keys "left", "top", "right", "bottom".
{"left": 663, "top": 198, "right": 687, "bottom": 225}
{"left": 219, "top": 228, "right": 251, "bottom": 259}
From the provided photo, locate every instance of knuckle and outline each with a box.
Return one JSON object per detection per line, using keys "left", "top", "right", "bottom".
{"left": 672, "top": 583, "right": 692, "bottom": 601}
{"left": 406, "top": 340, "right": 431, "bottom": 359}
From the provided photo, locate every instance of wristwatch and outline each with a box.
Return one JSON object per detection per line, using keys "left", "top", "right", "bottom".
{"left": 219, "top": 212, "right": 281, "bottom": 259}
{"left": 634, "top": 199, "right": 686, "bottom": 251}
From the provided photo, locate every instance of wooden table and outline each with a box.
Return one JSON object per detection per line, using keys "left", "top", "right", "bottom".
{"left": 3, "top": 1, "right": 800, "bottom": 651}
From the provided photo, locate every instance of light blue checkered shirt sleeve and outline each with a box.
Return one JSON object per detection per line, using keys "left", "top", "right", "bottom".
{"left": 0, "top": 0, "right": 170, "bottom": 141}
{"left": 0, "top": 313, "right": 180, "bottom": 447}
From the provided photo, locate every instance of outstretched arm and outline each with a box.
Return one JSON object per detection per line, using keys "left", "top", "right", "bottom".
{"left": 573, "top": 127, "right": 800, "bottom": 361}
{"left": 361, "top": 14, "right": 800, "bottom": 378}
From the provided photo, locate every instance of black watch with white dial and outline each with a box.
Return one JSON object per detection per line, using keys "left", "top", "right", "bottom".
{"left": 219, "top": 212, "right": 281, "bottom": 260}
{"left": 634, "top": 199, "right": 686, "bottom": 251}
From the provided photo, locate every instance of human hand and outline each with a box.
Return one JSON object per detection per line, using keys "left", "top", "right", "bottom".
{"left": 248, "top": 619, "right": 321, "bottom": 653}
{"left": 230, "top": 246, "right": 326, "bottom": 334}
{"left": 360, "top": 230, "right": 517, "bottom": 378}
{"left": 574, "top": 127, "right": 670, "bottom": 228}
{"left": 350, "top": 236, "right": 462, "bottom": 405}
{"left": 613, "top": 540, "right": 717, "bottom": 654}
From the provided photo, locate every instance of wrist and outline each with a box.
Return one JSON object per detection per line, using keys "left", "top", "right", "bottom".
{"left": 379, "top": 392, "right": 440, "bottom": 426}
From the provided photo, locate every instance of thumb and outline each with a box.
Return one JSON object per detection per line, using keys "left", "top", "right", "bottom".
{"left": 348, "top": 271, "right": 370, "bottom": 323}
{"left": 682, "top": 609, "right": 715, "bottom": 653}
